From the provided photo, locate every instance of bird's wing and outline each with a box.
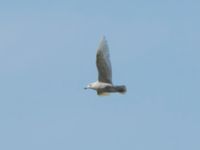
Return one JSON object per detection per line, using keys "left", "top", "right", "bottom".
{"left": 96, "top": 36, "right": 112, "bottom": 84}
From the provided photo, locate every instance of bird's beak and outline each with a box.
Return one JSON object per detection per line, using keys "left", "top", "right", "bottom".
{"left": 84, "top": 87, "right": 88, "bottom": 90}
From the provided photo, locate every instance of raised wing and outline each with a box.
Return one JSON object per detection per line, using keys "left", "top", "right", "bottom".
{"left": 96, "top": 36, "right": 112, "bottom": 84}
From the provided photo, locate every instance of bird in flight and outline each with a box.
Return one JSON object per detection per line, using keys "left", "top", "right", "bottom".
{"left": 85, "top": 36, "right": 126, "bottom": 96}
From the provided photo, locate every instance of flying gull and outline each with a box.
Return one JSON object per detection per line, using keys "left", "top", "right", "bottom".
{"left": 85, "top": 36, "right": 126, "bottom": 96}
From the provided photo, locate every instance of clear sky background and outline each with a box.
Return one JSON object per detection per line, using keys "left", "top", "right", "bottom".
{"left": 0, "top": 0, "right": 200, "bottom": 150}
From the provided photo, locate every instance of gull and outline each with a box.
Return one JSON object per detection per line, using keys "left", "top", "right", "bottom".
{"left": 85, "top": 36, "right": 127, "bottom": 96}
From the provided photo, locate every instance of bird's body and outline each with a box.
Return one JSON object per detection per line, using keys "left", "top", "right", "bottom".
{"left": 85, "top": 36, "right": 126, "bottom": 96}
{"left": 87, "top": 81, "right": 112, "bottom": 90}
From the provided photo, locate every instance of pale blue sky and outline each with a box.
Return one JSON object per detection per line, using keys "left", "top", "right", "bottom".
{"left": 0, "top": 0, "right": 200, "bottom": 150}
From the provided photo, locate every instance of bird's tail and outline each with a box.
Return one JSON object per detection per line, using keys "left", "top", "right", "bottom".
{"left": 113, "top": 85, "right": 127, "bottom": 94}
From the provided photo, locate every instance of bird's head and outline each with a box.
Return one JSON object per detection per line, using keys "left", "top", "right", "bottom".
{"left": 84, "top": 83, "right": 92, "bottom": 90}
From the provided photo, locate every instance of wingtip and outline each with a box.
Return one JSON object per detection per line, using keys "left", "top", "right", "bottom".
{"left": 101, "top": 35, "right": 106, "bottom": 41}
{"left": 99, "top": 35, "right": 108, "bottom": 47}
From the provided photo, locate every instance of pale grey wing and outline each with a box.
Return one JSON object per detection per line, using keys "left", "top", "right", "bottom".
{"left": 96, "top": 36, "right": 112, "bottom": 84}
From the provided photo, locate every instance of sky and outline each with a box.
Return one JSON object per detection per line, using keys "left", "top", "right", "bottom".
{"left": 0, "top": 0, "right": 200, "bottom": 150}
